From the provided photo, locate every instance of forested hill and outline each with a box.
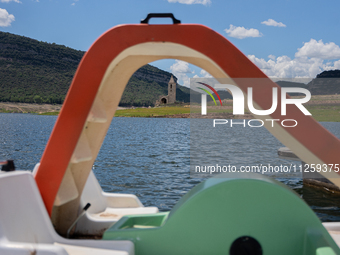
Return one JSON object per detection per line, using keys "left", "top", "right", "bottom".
{"left": 0, "top": 31, "right": 189, "bottom": 106}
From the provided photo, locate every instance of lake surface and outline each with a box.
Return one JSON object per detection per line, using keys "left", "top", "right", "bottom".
{"left": 1, "top": 113, "right": 340, "bottom": 222}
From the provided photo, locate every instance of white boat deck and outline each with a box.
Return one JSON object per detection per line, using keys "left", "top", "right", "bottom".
{"left": 0, "top": 171, "right": 135, "bottom": 255}
{"left": 323, "top": 222, "right": 340, "bottom": 247}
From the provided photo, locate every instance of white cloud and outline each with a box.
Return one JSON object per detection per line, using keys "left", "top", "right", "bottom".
{"left": 200, "top": 69, "right": 212, "bottom": 78}
{"left": 170, "top": 60, "right": 195, "bottom": 87}
{"left": 247, "top": 39, "right": 340, "bottom": 78}
{"left": 248, "top": 54, "right": 337, "bottom": 78}
{"left": 224, "top": 25, "right": 262, "bottom": 39}
{"left": 193, "top": 70, "right": 212, "bottom": 79}
{"left": 268, "top": 54, "right": 276, "bottom": 60}
{"left": 252, "top": 55, "right": 305, "bottom": 77}
{"left": 0, "top": 0, "right": 21, "bottom": 3}
{"left": 333, "top": 60, "right": 340, "bottom": 69}
{"left": 261, "top": 19, "right": 286, "bottom": 27}
{"left": 170, "top": 60, "right": 213, "bottom": 87}
{"left": 0, "top": 8, "right": 15, "bottom": 27}
{"left": 168, "top": 0, "right": 211, "bottom": 5}
{"left": 170, "top": 60, "right": 193, "bottom": 74}
{"left": 295, "top": 39, "right": 340, "bottom": 60}
{"left": 170, "top": 40, "right": 340, "bottom": 81}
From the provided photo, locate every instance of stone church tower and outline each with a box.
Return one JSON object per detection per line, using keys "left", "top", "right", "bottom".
{"left": 156, "top": 75, "right": 177, "bottom": 105}
{"left": 168, "top": 75, "right": 176, "bottom": 104}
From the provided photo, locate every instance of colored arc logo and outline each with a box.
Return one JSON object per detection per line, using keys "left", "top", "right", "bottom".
{"left": 197, "top": 82, "right": 223, "bottom": 106}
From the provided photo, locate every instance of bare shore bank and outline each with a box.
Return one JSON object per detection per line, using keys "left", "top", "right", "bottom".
{"left": 0, "top": 102, "right": 127, "bottom": 114}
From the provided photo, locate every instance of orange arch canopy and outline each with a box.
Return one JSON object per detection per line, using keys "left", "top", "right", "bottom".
{"left": 34, "top": 24, "right": 340, "bottom": 216}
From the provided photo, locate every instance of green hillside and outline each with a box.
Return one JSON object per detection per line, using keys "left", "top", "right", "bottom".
{"left": 0, "top": 31, "right": 190, "bottom": 106}
{"left": 2, "top": 31, "right": 338, "bottom": 107}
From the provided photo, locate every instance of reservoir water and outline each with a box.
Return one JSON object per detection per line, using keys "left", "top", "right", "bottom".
{"left": 1, "top": 113, "right": 340, "bottom": 222}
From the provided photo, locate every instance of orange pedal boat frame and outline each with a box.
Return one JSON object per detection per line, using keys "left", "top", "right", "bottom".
{"left": 34, "top": 20, "right": 340, "bottom": 222}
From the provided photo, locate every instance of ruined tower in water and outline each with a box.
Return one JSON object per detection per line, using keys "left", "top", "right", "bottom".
{"left": 167, "top": 75, "right": 176, "bottom": 104}
{"left": 158, "top": 75, "right": 177, "bottom": 105}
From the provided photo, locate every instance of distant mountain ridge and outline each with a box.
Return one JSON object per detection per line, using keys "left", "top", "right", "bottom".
{"left": 316, "top": 70, "right": 340, "bottom": 78}
{"left": 0, "top": 31, "right": 189, "bottom": 106}
{"left": 275, "top": 70, "right": 340, "bottom": 95}
{"left": 307, "top": 70, "right": 340, "bottom": 95}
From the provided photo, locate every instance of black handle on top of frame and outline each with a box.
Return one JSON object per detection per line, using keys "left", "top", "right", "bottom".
{"left": 141, "top": 13, "right": 181, "bottom": 24}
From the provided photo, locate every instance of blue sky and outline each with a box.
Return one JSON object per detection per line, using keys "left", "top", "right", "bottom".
{"left": 1, "top": 0, "right": 340, "bottom": 86}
